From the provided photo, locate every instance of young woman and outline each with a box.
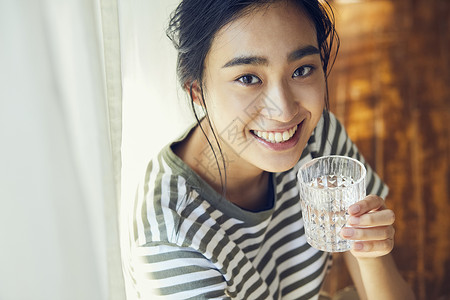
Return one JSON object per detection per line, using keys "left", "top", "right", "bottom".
{"left": 122, "top": 0, "right": 415, "bottom": 299}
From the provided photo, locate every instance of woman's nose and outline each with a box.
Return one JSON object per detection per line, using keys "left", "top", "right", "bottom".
{"left": 261, "top": 80, "right": 299, "bottom": 122}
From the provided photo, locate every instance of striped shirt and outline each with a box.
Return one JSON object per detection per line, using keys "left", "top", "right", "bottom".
{"left": 122, "top": 111, "right": 389, "bottom": 300}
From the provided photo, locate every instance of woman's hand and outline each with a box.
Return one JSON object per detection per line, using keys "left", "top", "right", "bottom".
{"left": 341, "top": 194, "right": 395, "bottom": 259}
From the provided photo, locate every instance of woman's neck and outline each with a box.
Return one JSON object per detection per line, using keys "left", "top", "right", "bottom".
{"left": 172, "top": 122, "right": 271, "bottom": 211}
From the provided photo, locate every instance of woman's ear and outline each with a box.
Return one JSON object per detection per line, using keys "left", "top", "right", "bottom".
{"left": 184, "top": 80, "right": 203, "bottom": 106}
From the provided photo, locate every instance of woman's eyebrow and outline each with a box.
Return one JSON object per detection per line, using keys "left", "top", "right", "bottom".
{"left": 287, "top": 45, "right": 320, "bottom": 61}
{"left": 222, "top": 56, "right": 268, "bottom": 68}
{"left": 222, "top": 45, "right": 320, "bottom": 68}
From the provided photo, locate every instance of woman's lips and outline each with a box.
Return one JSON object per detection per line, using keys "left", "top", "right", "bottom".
{"left": 251, "top": 121, "right": 303, "bottom": 151}
{"left": 252, "top": 124, "right": 298, "bottom": 143}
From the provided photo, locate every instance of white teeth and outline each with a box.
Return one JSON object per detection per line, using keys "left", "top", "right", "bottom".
{"left": 275, "top": 132, "right": 282, "bottom": 142}
{"left": 253, "top": 124, "right": 298, "bottom": 143}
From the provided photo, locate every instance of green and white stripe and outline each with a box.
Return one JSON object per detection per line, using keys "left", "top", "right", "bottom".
{"left": 122, "top": 111, "right": 388, "bottom": 299}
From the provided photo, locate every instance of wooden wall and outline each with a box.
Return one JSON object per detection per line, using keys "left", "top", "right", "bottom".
{"left": 324, "top": 0, "right": 450, "bottom": 299}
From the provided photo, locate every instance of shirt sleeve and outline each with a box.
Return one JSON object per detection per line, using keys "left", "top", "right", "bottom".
{"left": 309, "top": 111, "right": 389, "bottom": 199}
{"left": 129, "top": 243, "right": 230, "bottom": 300}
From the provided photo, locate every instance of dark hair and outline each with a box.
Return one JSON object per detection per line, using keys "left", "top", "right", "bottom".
{"left": 167, "top": 0, "right": 339, "bottom": 195}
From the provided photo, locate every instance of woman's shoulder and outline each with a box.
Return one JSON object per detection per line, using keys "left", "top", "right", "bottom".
{"left": 131, "top": 148, "right": 194, "bottom": 235}
{"left": 303, "top": 110, "right": 350, "bottom": 158}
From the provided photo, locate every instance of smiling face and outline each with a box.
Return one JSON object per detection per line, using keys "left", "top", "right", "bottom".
{"left": 197, "top": 0, "right": 326, "bottom": 173}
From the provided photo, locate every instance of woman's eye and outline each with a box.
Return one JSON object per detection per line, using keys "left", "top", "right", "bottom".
{"left": 237, "top": 75, "right": 261, "bottom": 85}
{"left": 293, "top": 66, "right": 314, "bottom": 78}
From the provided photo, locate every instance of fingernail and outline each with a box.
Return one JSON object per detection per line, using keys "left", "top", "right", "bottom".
{"left": 353, "top": 242, "right": 364, "bottom": 251}
{"left": 349, "top": 205, "right": 360, "bottom": 215}
{"left": 349, "top": 216, "right": 360, "bottom": 225}
{"left": 342, "top": 227, "right": 354, "bottom": 237}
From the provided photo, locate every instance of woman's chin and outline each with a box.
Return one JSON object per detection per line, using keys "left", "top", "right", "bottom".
{"left": 258, "top": 158, "right": 300, "bottom": 173}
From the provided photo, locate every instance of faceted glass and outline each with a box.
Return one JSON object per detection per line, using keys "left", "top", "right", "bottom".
{"left": 297, "top": 155, "right": 366, "bottom": 252}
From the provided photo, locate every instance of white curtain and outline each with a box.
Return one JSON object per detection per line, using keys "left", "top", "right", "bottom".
{"left": 0, "top": 0, "right": 124, "bottom": 299}
{"left": 118, "top": 0, "right": 195, "bottom": 298}
{"left": 119, "top": 0, "right": 193, "bottom": 200}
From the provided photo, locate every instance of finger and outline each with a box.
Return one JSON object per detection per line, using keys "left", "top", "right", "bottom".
{"left": 348, "top": 194, "right": 385, "bottom": 216}
{"left": 348, "top": 209, "right": 395, "bottom": 227}
{"left": 351, "top": 239, "right": 394, "bottom": 257}
{"left": 341, "top": 226, "right": 395, "bottom": 241}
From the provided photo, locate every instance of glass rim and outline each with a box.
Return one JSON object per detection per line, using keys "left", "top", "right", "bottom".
{"left": 297, "top": 155, "right": 367, "bottom": 187}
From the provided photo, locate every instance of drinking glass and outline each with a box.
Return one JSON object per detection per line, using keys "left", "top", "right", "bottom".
{"left": 297, "top": 155, "right": 366, "bottom": 252}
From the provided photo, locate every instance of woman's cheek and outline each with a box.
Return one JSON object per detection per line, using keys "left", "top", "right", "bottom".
{"left": 292, "top": 84, "right": 325, "bottom": 112}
